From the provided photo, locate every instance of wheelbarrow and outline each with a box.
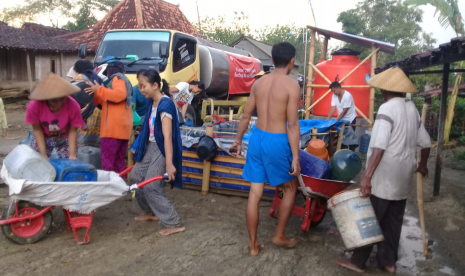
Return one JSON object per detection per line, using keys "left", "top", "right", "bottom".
{"left": 269, "top": 174, "right": 353, "bottom": 232}
{"left": 0, "top": 165, "right": 169, "bottom": 245}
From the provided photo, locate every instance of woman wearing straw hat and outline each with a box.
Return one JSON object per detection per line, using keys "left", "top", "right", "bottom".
{"left": 336, "top": 67, "right": 431, "bottom": 274}
{"left": 25, "top": 73, "right": 85, "bottom": 159}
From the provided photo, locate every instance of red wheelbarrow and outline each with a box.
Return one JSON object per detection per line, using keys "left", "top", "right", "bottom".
{"left": 269, "top": 174, "right": 353, "bottom": 232}
{"left": 0, "top": 166, "right": 168, "bottom": 245}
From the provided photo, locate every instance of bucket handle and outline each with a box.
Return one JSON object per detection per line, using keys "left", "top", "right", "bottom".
{"left": 330, "top": 189, "right": 361, "bottom": 208}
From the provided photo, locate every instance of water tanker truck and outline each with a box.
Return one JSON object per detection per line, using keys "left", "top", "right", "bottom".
{"left": 79, "top": 29, "right": 263, "bottom": 125}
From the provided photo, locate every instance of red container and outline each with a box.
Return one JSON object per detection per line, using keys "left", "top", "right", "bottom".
{"left": 312, "top": 49, "right": 371, "bottom": 118}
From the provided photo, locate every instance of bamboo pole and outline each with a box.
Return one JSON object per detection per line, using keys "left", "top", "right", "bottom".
{"left": 305, "top": 48, "right": 380, "bottom": 113}
{"left": 311, "top": 128, "right": 318, "bottom": 140}
{"left": 321, "top": 36, "right": 329, "bottom": 60}
{"left": 417, "top": 104, "right": 429, "bottom": 256}
{"left": 369, "top": 44, "right": 378, "bottom": 130}
{"left": 444, "top": 60, "right": 464, "bottom": 143}
{"left": 355, "top": 106, "right": 372, "bottom": 125}
{"left": 336, "top": 123, "right": 345, "bottom": 151}
{"left": 201, "top": 126, "right": 213, "bottom": 195}
{"left": 309, "top": 63, "right": 332, "bottom": 84}
{"left": 305, "top": 30, "right": 316, "bottom": 119}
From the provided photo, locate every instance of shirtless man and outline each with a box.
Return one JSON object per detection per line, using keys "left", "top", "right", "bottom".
{"left": 230, "top": 42, "right": 301, "bottom": 256}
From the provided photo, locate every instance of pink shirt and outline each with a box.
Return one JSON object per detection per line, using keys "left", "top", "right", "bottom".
{"left": 25, "top": 96, "right": 85, "bottom": 137}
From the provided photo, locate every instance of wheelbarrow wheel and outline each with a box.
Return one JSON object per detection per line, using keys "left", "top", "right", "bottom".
{"left": 1, "top": 201, "right": 53, "bottom": 244}
{"left": 310, "top": 198, "right": 327, "bottom": 227}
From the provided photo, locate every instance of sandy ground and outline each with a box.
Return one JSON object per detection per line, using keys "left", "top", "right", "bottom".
{"left": 0, "top": 101, "right": 464, "bottom": 276}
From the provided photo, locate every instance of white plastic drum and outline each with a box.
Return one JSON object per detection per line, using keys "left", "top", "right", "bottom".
{"left": 327, "top": 189, "right": 384, "bottom": 250}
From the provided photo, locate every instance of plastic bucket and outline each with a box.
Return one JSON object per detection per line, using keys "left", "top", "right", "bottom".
{"left": 327, "top": 189, "right": 384, "bottom": 250}
{"left": 305, "top": 139, "right": 329, "bottom": 161}
{"left": 196, "top": 136, "right": 217, "bottom": 161}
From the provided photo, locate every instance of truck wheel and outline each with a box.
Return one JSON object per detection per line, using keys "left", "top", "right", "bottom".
{"left": 1, "top": 201, "right": 53, "bottom": 244}
{"left": 185, "top": 105, "right": 197, "bottom": 126}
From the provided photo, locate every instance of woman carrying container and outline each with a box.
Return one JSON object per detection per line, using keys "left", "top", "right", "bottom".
{"left": 84, "top": 61, "right": 133, "bottom": 173}
{"left": 131, "top": 69, "right": 184, "bottom": 236}
{"left": 25, "top": 73, "right": 84, "bottom": 159}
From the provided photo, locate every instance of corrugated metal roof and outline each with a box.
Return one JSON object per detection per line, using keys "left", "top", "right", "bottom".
{"left": 307, "top": 25, "right": 395, "bottom": 54}
{"left": 375, "top": 37, "right": 465, "bottom": 73}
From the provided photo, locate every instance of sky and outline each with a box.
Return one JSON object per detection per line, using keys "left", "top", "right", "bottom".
{"left": 1, "top": 0, "right": 463, "bottom": 48}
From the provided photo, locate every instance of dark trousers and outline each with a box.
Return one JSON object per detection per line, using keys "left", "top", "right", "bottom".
{"left": 350, "top": 195, "right": 407, "bottom": 269}
{"left": 350, "top": 117, "right": 356, "bottom": 131}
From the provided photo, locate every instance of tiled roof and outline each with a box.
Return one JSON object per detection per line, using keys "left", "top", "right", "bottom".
{"left": 22, "top": 22, "right": 71, "bottom": 37}
{"left": 60, "top": 0, "right": 198, "bottom": 52}
{"left": 0, "top": 22, "right": 77, "bottom": 51}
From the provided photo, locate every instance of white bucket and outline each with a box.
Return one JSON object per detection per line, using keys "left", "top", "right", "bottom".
{"left": 327, "top": 189, "right": 384, "bottom": 250}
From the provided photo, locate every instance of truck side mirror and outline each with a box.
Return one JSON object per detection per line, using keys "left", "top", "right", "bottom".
{"left": 78, "top": 44, "right": 87, "bottom": 59}
{"left": 160, "top": 42, "right": 169, "bottom": 58}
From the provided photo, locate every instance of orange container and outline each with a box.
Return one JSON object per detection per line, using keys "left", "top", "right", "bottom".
{"left": 305, "top": 139, "right": 329, "bottom": 162}
{"left": 312, "top": 48, "right": 371, "bottom": 118}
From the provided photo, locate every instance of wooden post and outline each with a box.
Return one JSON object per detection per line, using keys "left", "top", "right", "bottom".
{"left": 369, "top": 44, "right": 377, "bottom": 130}
{"left": 201, "top": 126, "right": 213, "bottom": 195}
{"left": 434, "top": 63, "right": 449, "bottom": 196}
{"left": 417, "top": 104, "right": 429, "bottom": 256}
{"left": 305, "top": 30, "right": 316, "bottom": 119}
{"left": 26, "top": 52, "right": 33, "bottom": 92}
{"left": 311, "top": 128, "right": 318, "bottom": 140}
{"left": 59, "top": 52, "right": 65, "bottom": 77}
{"left": 329, "top": 130, "right": 336, "bottom": 157}
{"left": 336, "top": 123, "right": 345, "bottom": 151}
{"left": 321, "top": 36, "right": 329, "bottom": 60}
{"left": 229, "top": 109, "right": 234, "bottom": 121}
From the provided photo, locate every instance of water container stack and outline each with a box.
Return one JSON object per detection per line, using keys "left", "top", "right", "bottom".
{"left": 359, "top": 130, "right": 371, "bottom": 154}
{"left": 4, "top": 145, "right": 56, "bottom": 182}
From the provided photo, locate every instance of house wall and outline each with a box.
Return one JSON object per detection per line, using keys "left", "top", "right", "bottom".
{"left": 233, "top": 40, "right": 273, "bottom": 66}
{"left": 34, "top": 52, "right": 80, "bottom": 81}
{"left": 0, "top": 48, "right": 36, "bottom": 82}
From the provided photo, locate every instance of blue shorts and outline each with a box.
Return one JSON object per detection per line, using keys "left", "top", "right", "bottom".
{"left": 242, "top": 127, "right": 295, "bottom": 186}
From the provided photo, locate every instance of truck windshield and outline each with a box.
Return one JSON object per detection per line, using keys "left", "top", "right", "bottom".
{"left": 95, "top": 31, "right": 170, "bottom": 72}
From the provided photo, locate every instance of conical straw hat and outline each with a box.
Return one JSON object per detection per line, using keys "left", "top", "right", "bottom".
{"left": 367, "top": 67, "right": 418, "bottom": 93}
{"left": 29, "top": 73, "right": 81, "bottom": 100}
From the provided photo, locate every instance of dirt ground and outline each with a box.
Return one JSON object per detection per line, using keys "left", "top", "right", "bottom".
{"left": 0, "top": 101, "right": 464, "bottom": 276}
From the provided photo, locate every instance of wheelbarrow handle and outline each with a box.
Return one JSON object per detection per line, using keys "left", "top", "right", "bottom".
{"left": 129, "top": 174, "right": 171, "bottom": 191}
{"left": 119, "top": 165, "right": 135, "bottom": 177}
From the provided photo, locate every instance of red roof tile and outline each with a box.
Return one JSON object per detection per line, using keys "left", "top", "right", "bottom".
{"left": 0, "top": 22, "right": 77, "bottom": 51}
{"left": 61, "top": 0, "right": 198, "bottom": 52}
{"left": 22, "top": 22, "right": 71, "bottom": 37}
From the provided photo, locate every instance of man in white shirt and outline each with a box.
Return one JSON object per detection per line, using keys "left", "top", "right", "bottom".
{"left": 326, "top": 80, "right": 357, "bottom": 130}
{"left": 337, "top": 67, "right": 431, "bottom": 274}
{"left": 169, "top": 81, "right": 204, "bottom": 123}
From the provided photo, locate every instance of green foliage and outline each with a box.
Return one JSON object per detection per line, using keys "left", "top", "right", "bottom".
{"left": 427, "top": 95, "right": 465, "bottom": 139}
{"left": 336, "top": 0, "right": 436, "bottom": 65}
{"left": 62, "top": 2, "right": 98, "bottom": 32}
{"left": 0, "top": 0, "right": 118, "bottom": 28}
{"left": 454, "top": 150, "right": 465, "bottom": 164}
{"left": 193, "top": 13, "right": 321, "bottom": 74}
{"left": 193, "top": 12, "right": 252, "bottom": 45}
{"left": 404, "top": 0, "right": 464, "bottom": 36}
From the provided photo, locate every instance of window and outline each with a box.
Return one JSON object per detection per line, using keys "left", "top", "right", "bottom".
{"left": 172, "top": 38, "right": 196, "bottom": 72}
{"left": 50, "top": 59, "right": 56, "bottom": 73}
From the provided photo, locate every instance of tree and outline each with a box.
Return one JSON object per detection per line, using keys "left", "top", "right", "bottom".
{"left": 337, "top": 0, "right": 436, "bottom": 65}
{"left": 62, "top": 2, "right": 98, "bottom": 32}
{"left": 0, "top": 0, "right": 118, "bottom": 28}
{"left": 405, "top": 0, "right": 465, "bottom": 143}
{"left": 255, "top": 24, "right": 321, "bottom": 73}
{"left": 193, "top": 12, "right": 251, "bottom": 45}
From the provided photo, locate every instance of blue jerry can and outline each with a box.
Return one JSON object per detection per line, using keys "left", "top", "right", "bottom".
{"left": 49, "top": 159, "right": 98, "bottom": 182}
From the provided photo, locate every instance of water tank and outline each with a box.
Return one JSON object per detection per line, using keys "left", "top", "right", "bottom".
{"left": 312, "top": 49, "right": 371, "bottom": 118}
